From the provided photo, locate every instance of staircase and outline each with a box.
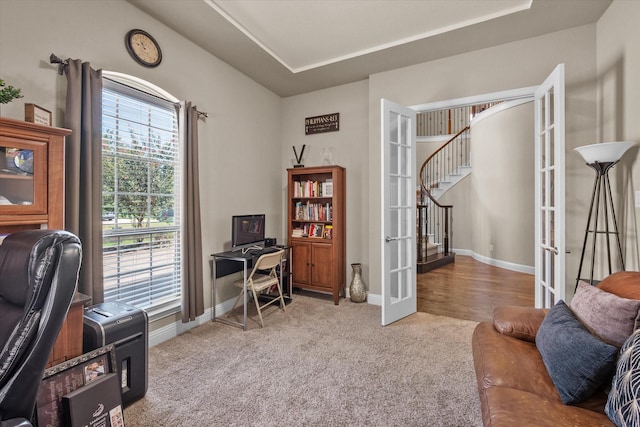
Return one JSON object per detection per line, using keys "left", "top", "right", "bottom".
{"left": 417, "top": 126, "right": 471, "bottom": 273}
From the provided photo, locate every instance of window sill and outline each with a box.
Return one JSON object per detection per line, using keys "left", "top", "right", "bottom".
{"left": 145, "top": 300, "right": 181, "bottom": 323}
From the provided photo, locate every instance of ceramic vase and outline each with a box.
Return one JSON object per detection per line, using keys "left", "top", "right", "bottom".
{"left": 322, "top": 147, "right": 334, "bottom": 165}
{"left": 349, "top": 263, "right": 367, "bottom": 303}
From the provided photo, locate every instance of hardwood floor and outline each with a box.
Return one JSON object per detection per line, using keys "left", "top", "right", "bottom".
{"left": 417, "top": 255, "right": 535, "bottom": 322}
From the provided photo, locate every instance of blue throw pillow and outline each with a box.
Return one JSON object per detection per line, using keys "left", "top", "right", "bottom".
{"left": 536, "top": 300, "right": 618, "bottom": 404}
{"left": 606, "top": 329, "right": 640, "bottom": 426}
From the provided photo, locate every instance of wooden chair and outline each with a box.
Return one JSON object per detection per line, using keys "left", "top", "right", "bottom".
{"left": 229, "top": 249, "right": 286, "bottom": 327}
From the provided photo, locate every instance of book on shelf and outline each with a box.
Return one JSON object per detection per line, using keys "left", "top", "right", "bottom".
{"left": 309, "top": 223, "right": 324, "bottom": 238}
{"left": 322, "top": 180, "right": 333, "bottom": 197}
{"left": 293, "top": 179, "right": 334, "bottom": 198}
{"left": 293, "top": 201, "right": 332, "bottom": 221}
{"left": 295, "top": 202, "right": 305, "bottom": 220}
{"left": 323, "top": 225, "right": 333, "bottom": 239}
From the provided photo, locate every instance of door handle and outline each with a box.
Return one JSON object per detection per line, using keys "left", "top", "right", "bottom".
{"left": 385, "top": 236, "right": 399, "bottom": 243}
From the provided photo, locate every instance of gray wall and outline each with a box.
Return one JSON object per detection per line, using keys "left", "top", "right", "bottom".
{"left": 367, "top": 24, "right": 599, "bottom": 298}
{"left": 281, "top": 81, "right": 369, "bottom": 281}
{"left": 3, "top": 0, "right": 639, "bottom": 324}
{"left": 596, "top": 0, "right": 640, "bottom": 276}
{"left": 0, "top": 0, "right": 284, "bottom": 329}
{"left": 470, "top": 102, "right": 534, "bottom": 268}
{"left": 435, "top": 102, "right": 534, "bottom": 270}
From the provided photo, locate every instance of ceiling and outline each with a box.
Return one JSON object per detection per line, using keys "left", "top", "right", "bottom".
{"left": 127, "top": 0, "right": 612, "bottom": 97}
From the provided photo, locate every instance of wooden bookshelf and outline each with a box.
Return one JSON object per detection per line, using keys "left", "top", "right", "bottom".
{"left": 287, "top": 165, "right": 345, "bottom": 304}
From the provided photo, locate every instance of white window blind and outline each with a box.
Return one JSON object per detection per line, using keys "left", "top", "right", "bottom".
{"left": 102, "top": 79, "right": 182, "bottom": 311}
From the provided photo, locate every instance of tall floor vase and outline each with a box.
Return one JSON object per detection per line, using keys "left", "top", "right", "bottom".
{"left": 349, "top": 263, "right": 367, "bottom": 303}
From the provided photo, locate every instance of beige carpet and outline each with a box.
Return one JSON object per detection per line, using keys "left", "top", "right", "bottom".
{"left": 124, "top": 292, "right": 482, "bottom": 426}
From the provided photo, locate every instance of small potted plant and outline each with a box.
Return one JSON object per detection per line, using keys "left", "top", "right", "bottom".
{"left": 0, "top": 78, "right": 23, "bottom": 105}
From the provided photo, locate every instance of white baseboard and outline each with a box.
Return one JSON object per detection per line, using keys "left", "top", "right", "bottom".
{"left": 367, "top": 293, "right": 381, "bottom": 306}
{"left": 150, "top": 253, "right": 530, "bottom": 347}
{"left": 150, "top": 292, "right": 383, "bottom": 347}
{"left": 453, "top": 249, "right": 534, "bottom": 274}
{"left": 148, "top": 308, "right": 209, "bottom": 347}
{"left": 148, "top": 297, "right": 237, "bottom": 347}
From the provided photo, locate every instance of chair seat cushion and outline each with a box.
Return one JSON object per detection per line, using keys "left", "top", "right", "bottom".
{"left": 233, "top": 274, "right": 278, "bottom": 292}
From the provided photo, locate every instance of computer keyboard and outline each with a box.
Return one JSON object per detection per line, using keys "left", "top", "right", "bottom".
{"left": 241, "top": 245, "right": 280, "bottom": 255}
{"left": 260, "top": 246, "right": 280, "bottom": 254}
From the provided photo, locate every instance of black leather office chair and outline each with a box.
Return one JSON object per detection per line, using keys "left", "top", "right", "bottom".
{"left": 0, "top": 230, "right": 82, "bottom": 427}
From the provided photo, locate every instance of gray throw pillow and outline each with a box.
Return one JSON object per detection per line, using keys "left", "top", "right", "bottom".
{"left": 606, "top": 329, "right": 640, "bottom": 427}
{"left": 536, "top": 300, "right": 618, "bottom": 404}
{"left": 571, "top": 281, "right": 640, "bottom": 347}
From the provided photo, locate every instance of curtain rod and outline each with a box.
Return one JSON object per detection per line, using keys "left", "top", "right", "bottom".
{"left": 49, "top": 53, "right": 208, "bottom": 119}
{"left": 49, "top": 53, "right": 68, "bottom": 75}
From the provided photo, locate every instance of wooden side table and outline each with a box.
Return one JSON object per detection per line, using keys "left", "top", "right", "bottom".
{"left": 46, "top": 292, "right": 91, "bottom": 368}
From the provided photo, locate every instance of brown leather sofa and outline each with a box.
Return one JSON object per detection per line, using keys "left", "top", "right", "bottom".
{"left": 471, "top": 272, "right": 640, "bottom": 427}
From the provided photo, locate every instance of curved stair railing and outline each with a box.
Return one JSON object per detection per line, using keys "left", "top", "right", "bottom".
{"left": 417, "top": 126, "right": 470, "bottom": 265}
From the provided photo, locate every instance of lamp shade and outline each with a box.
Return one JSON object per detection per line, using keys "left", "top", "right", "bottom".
{"left": 574, "top": 141, "right": 635, "bottom": 163}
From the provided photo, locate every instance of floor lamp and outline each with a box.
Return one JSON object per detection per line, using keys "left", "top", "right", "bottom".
{"left": 574, "top": 141, "right": 635, "bottom": 289}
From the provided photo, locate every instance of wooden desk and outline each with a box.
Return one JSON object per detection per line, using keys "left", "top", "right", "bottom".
{"left": 46, "top": 292, "right": 91, "bottom": 368}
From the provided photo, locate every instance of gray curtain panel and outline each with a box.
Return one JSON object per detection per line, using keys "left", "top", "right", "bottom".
{"left": 182, "top": 102, "right": 204, "bottom": 322}
{"left": 63, "top": 59, "right": 104, "bottom": 303}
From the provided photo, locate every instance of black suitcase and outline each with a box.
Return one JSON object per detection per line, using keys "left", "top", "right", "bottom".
{"left": 83, "top": 301, "right": 148, "bottom": 406}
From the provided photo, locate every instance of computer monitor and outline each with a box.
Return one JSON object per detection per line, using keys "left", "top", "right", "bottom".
{"left": 231, "top": 214, "right": 265, "bottom": 248}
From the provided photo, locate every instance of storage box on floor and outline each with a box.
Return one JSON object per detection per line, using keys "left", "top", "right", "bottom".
{"left": 83, "top": 301, "right": 148, "bottom": 406}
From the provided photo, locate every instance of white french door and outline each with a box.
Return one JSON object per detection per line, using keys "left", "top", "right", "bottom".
{"left": 534, "top": 64, "right": 566, "bottom": 308}
{"left": 381, "top": 99, "right": 417, "bottom": 326}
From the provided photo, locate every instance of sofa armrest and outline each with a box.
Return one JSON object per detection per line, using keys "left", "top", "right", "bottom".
{"left": 493, "top": 306, "right": 549, "bottom": 342}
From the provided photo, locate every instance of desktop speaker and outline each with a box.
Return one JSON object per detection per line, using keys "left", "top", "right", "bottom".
{"left": 265, "top": 237, "right": 277, "bottom": 247}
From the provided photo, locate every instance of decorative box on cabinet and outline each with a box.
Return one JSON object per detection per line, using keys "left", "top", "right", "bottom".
{"left": 0, "top": 117, "right": 69, "bottom": 234}
{"left": 287, "top": 165, "right": 345, "bottom": 305}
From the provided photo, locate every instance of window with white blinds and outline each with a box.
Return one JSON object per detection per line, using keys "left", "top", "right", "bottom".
{"left": 102, "top": 79, "right": 182, "bottom": 312}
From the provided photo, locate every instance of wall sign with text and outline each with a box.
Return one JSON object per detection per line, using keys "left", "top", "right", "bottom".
{"left": 305, "top": 113, "right": 339, "bottom": 135}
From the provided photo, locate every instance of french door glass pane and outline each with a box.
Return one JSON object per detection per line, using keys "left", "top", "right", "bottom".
{"left": 390, "top": 271, "right": 399, "bottom": 300}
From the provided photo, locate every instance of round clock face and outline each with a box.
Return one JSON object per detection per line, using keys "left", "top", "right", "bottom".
{"left": 125, "top": 29, "right": 162, "bottom": 68}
